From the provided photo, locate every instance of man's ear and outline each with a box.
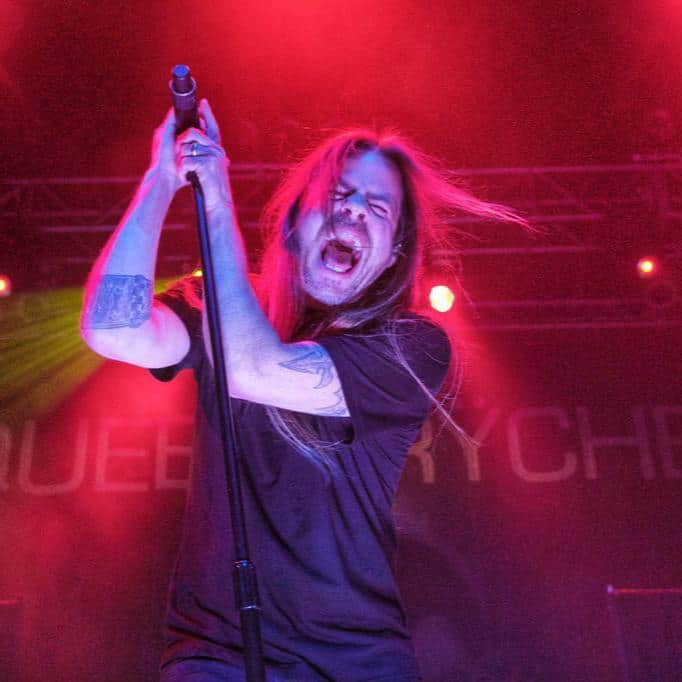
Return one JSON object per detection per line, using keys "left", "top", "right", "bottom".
{"left": 388, "top": 241, "right": 403, "bottom": 267}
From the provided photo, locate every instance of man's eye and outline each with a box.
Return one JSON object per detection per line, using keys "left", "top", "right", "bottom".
{"left": 370, "top": 204, "right": 388, "bottom": 217}
{"left": 332, "top": 189, "right": 350, "bottom": 200}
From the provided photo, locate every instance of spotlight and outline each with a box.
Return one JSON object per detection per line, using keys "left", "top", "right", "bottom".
{"left": 637, "top": 257, "right": 657, "bottom": 278}
{"left": 192, "top": 268, "right": 203, "bottom": 277}
{"left": 429, "top": 284, "right": 455, "bottom": 313}
{"left": 0, "top": 274, "right": 12, "bottom": 297}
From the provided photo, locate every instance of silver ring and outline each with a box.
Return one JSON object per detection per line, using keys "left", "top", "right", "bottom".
{"left": 191, "top": 141, "right": 198, "bottom": 157}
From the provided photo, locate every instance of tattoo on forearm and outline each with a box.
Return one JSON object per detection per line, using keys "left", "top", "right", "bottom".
{"left": 314, "top": 388, "right": 348, "bottom": 417}
{"left": 279, "top": 345, "right": 334, "bottom": 389}
{"left": 88, "top": 274, "right": 152, "bottom": 329}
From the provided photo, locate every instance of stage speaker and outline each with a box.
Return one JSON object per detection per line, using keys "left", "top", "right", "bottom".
{"left": 606, "top": 585, "right": 682, "bottom": 682}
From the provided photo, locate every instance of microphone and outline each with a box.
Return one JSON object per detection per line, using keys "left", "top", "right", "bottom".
{"left": 169, "top": 64, "right": 200, "bottom": 135}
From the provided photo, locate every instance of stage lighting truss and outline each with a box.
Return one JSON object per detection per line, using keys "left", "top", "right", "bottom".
{"left": 1, "top": 162, "right": 681, "bottom": 330}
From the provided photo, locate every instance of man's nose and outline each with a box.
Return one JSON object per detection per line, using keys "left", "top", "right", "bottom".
{"left": 341, "top": 194, "right": 366, "bottom": 221}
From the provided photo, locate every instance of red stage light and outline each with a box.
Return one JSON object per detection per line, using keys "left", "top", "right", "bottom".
{"left": 637, "top": 257, "right": 657, "bottom": 278}
{"left": 0, "top": 274, "right": 12, "bottom": 297}
{"left": 429, "top": 284, "right": 455, "bottom": 313}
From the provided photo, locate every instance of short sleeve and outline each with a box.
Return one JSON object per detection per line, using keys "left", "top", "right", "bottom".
{"left": 149, "top": 277, "right": 203, "bottom": 382}
{"left": 316, "top": 316, "right": 451, "bottom": 442}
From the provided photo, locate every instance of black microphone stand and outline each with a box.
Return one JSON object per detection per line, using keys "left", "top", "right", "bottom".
{"left": 172, "top": 65, "right": 266, "bottom": 682}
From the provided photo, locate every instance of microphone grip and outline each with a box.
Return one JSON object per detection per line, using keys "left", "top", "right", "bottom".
{"left": 169, "top": 64, "right": 201, "bottom": 136}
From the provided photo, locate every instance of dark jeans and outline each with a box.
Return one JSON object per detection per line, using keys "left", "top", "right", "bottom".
{"left": 160, "top": 657, "right": 315, "bottom": 682}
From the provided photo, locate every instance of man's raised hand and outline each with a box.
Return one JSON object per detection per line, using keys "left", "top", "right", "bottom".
{"left": 175, "top": 99, "right": 232, "bottom": 213}
{"left": 149, "top": 108, "right": 182, "bottom": 193}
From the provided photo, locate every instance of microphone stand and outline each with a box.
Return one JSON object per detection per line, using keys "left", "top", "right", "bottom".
{"left": 186, "top": 170, "right": 266, "bottom": 682}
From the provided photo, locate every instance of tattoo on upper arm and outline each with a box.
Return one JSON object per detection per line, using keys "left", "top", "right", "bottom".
{"left": 314, "top": 388, "right": 348, "bottom": 417}
{"left": 88, "top": 275, "right": 152, "bottom": 329}
{"left": 278, "top": 345, "right": 335, "bottom": 389}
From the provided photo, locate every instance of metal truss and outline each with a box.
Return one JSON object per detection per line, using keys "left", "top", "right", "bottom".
{"left": 1, "top": 163, "right": 681, "bottom": 328}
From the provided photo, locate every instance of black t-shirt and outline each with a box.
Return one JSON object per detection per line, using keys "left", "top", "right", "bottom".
{"left": 151, "top": 281, "right": 451, "bottom": 681}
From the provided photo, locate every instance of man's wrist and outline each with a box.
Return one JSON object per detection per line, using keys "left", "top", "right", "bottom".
{"left": 143, "top": 165, "right": 177, "bottom": 201}
{"left": 206, "top": 199, "right": 235, "bottom": 219}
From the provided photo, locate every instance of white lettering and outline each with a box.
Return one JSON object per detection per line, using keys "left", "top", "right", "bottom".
{"left": 155, "top": 417, "right": 192, "bottom": 490}
{"left": 576, "top": 405, "right": 655, "bottom": 480}
{"left": 654, "top": 406, "right": 682, "bottom": 479}
{"left": 17, "top": 420, "right": 88, "bottom": 495}
{"left": 409, "top": 419, "right": 435, "bottom": 484}
{"left": 460, "top": 408, "right": 502, "bottom": 482}
{"left": 95, "top": 418, "right": 149, "bottom": 492}
{"left": 508, "top": 407, "right": 577, "bottom": 482}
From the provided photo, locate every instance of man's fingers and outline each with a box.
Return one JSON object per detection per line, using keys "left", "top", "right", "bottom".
{"left": 199, "top": 99, "right": 221, "bottom": 144}
{"left": 177, "top": 141, "right": 224, "bottom": 160}
{"left": 176, "top": 130, "right": 227, "bottom": 166}
{"left": 160, "top": 108, "right": 177, "bottom": 141}
{"left": 176, "top": 127, "right": 216, "bottom": 147}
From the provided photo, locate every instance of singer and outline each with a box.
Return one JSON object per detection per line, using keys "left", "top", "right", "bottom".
{"left": 80, "top": 100, "right": 522, "bottom": 681}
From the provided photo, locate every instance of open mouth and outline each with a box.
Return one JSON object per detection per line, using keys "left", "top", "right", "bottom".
{"left": 321, "top": 239, "right": 362, "bottom": 273}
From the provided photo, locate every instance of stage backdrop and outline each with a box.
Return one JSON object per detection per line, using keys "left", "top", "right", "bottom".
{"left": 1, "top": 315, "right": 680, "bottom": 681}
